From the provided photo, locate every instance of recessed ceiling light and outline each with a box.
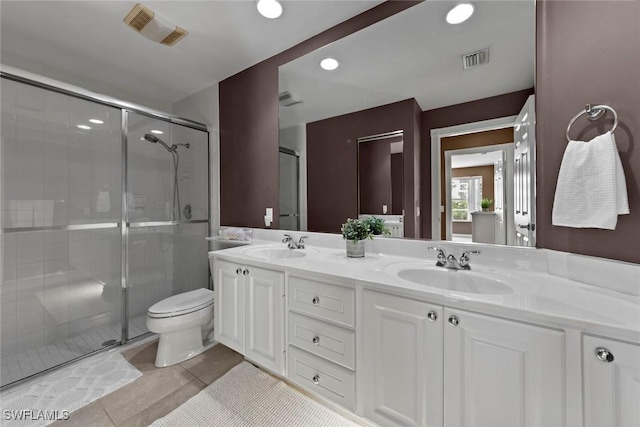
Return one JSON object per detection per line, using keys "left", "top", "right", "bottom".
{"left": 150, "top": 129, "right": 164, "bottom": 135}
{"left": 257, "top": 0, "right": 283, "bottom": 19}
{"left": 77, "top": 124, "right": 91, "bottom": 130}
{"left": 89, "top": 119, "right": 104, "bottom": 124}
{"left": 446, "top": 3, "right": 475, "bottom": 25}
{"left": 320, "top": 58, "right": 339, "bottom": 71}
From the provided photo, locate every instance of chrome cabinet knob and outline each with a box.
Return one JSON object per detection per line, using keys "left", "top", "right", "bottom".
{"left": 236, "top": 268, "right": 242, "bottom": 275}
{"left": 595, "top": 347, "right": 614, "bottom": 363}
{"left": 312, "top": 336, "right": 320, "bottom": 345}
{"left": 243, "top": 268, "right": 249, "bottom": 275}
{"left": 312, "top": 375, "right": 320, "bottom": 385}
{"left": 427, "top": 311, "right": 438, "bottom": 322}
{"left": 312, "top": 297, "right": 320, "bottom": 306}
{"left": 448, "top": 315, "right": 460, "bottom": 327}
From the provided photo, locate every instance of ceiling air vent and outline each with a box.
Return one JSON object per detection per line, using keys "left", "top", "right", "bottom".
{"left": 462, "top": 48, "right": 490, "bottom": 70}
{"left": 279, "top": 91, "right": 303, "bottom": 107}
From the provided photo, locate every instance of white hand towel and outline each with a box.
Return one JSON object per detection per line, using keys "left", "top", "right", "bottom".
{"left": 96, "top": 190, "right": 111, "bottom": 213}
{"left": 552, "top": 131, "right": 629, "bottom": 229}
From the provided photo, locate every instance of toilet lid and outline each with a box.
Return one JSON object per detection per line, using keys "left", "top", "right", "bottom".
{"left": 148, "top": 288, "right": 214, "bottom": 317}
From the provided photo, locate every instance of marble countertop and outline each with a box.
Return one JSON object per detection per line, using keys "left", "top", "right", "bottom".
{"left": 210, "top": 242, "right": 640, "bottom": 343}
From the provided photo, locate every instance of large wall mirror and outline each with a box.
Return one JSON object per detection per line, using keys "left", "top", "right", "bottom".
{"left": 278, "top": 0, "right": 535, "bottom": 246}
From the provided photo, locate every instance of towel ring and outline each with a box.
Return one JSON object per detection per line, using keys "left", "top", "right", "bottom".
{"left": 566, "top": 104, "right": 618, "bottom": 142}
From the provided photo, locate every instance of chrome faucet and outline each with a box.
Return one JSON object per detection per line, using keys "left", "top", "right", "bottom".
{"left": 282, "top": 234, "right": 308, "bottom": 249}
{"left": 428, "top": 247, "right": 480, "bottom": 270}
{"left": 458, "top": 250, "right": 480, "bottom": 270}
{"left": 427, "top": 246, "right": 447, "bottom": 267}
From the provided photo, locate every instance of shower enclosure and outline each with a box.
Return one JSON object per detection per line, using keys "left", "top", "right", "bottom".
{"left": 0, "top": 71, "right": 209, "bottom": 387}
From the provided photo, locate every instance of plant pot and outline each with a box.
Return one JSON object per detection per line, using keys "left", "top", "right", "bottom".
{"left": 482, "top": 207, "right": 488, "bottom": 212}
{"left": 346, "top": 240, "right": 365, "bottom": 258}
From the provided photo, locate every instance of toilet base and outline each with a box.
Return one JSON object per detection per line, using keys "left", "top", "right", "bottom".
{"left": 154, "top": 327, "right": 216, "bottom": 368}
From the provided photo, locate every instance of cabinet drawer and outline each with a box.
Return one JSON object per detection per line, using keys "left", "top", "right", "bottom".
{"left": 287, "top": 346, "right": 356, "bottom": 411}
{"left": 288, "top": 276, "right": 355, "bottom": 327}
{"left": 288, "top": 312, "right": 355, "bottom": 370}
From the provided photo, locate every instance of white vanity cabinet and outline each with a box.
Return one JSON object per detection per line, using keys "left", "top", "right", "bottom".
{"left": 213, "top": 259, "right": 285, "bottom": 375}
{"left": 362, "top": 290, "right": 444, "bottom": 427}
{"left": 444, "top": 308, "right": 565, "bottom": 427}
{"left": 583, "top": 335, "right": 640, "bottom": 427}
{"left": 286, "top": 275, "right": 357, "bottom": 411}
{"left": 362, "top": 290, "right": 565, "bottom": 427}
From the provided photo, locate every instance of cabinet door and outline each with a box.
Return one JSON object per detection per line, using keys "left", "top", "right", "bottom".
{"left": 245, "top": 265, "right": 285, "bottom": 374}
{"left": 444, "top": 308, "right": 564, "bottom": 427}
{"left": 362, "top": 290, "right": 443, "bottom": 427}
{"left": 213, "top": 260, "right": 244, "bottom": 354}
{"left": 583, "top": 335, "right": 640, "bottom": 427}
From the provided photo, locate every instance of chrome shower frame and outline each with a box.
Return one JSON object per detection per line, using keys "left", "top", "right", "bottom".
{"left": 0, "top": 68, "right": 211, "bottom": 355}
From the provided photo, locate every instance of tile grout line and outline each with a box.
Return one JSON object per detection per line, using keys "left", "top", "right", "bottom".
{"left": 97, "top": 399, "right": 117, "bottom": 426}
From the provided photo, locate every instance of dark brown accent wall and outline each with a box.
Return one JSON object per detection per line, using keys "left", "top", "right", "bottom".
{"left": 421, "top": 88, "right": 534, "bottom": 238}
{"left": 536, "top": 0, "right": 640, "bottom": 264}
{"left": 219, "top": 1, "right": 420, "bottom": 229}
{"left": 440, "top": 128, "right": 513, "bottom": 238}
{"left": 359, "top": 140, "right": 392, "bottom": 215}
{"left": 307, "top": 98, "right": 421, "bottom": 236}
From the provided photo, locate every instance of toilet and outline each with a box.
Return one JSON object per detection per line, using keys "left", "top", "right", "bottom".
{"left": 146, "top": 288, "right": 215, "bottom": 367}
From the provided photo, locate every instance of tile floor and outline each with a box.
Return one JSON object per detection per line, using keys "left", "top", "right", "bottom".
{"left": 50, "top": 339, "right": 244, "bottom": 427}
{"left": 1, "top": 316, "right": 148, "bottom": 387}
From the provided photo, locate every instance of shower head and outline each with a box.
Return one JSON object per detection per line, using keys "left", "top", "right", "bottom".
{"left": 144, "top": 133, "right": 174, "bottom": 152}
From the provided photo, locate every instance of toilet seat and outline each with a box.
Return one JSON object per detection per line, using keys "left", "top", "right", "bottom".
{"left": 148, "top": 288, "right": 214, "bottom": 319}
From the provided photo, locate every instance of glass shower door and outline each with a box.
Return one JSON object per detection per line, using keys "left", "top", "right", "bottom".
{"left": 279, "top": 148, "right": 300, "bottom": 231}
{"left": 1, "top": 78, "right": 122, "bottom": 386}
{"left": 125, "top": 112, "right": 209, "bottom": 341}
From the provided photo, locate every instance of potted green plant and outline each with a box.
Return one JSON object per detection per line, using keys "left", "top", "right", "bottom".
{"left": 364, "top": 216, "right": 391, "bottom": 237}
{"left": 341, "top": 218, "right": 372, "bottom": 258}
{"left": 481, "top": 198, "right": 493, "bottom": 212}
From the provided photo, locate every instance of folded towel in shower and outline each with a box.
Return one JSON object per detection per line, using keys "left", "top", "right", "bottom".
{"left": 552, "top": 131, "right": 629, "bottom": 229}
{"left": 96, "top": 190, "right": 111, "bottom": 212}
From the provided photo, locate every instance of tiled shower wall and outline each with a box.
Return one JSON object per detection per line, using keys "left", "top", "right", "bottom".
{"left": 1, "top": 76, "right": 210, "bottom": 385}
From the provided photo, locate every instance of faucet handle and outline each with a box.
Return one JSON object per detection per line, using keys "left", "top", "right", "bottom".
{"left": 297, "top": 235, "right": 309, "bottom": 249}
{"left": 459, "top": 250, "right": 480, "bottom": 268}
{"left": 427, "top": 246, "right": 447, "bottom": 266}
{"left": 282, "top": 233, "right": 293, "bottom": 243}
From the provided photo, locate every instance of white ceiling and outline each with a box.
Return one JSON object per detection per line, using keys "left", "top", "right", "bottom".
{"left": 279, "top": 0, "right": 535, "bottom": 129}
{"left": 0, "top": 0, "right": 383, "bottom": 108}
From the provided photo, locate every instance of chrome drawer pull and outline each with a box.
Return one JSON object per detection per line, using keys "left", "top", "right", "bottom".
{"left": 427, "top": 311, "right": 438, "bottom": 322}
{"left": 595, "top": 347, "right": 614, "bottom": 363}
{"left": 448, "top": 315, "right": 459, "bottom": 327}
{"left": 236, "top": 268, "right": 242, "bottom": 275}
{"left": 312, "top": 336, "right": 320, "bottom": 345}
{"left": 312, "top": 375, "right": 320, "bottom": 385}
{"left": 312, "top": 296, "right": 320, "bottom": 306}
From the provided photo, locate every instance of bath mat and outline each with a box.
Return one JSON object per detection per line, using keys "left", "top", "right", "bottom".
{"left": 151, "top": 361, "right": 360, "bottom": 427}
{"left": 0, "top": 351, "right": 142, "bottom": 427}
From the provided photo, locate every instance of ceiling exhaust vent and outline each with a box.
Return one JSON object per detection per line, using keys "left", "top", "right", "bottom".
{"left": 462, "top": 48, "right": 490, "bottom": 70}
{"left": 279, "top": 91, "right": 303, "bottom": 107}
{"left": 124, "top": 3, "right": 188, "bottom": 46}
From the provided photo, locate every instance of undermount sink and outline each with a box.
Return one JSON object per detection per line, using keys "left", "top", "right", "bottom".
{"left": 243, "top": 247, "right": 310, "bottom": 260}
{"left": 385, "top": 262, "right": 513, "bottom": 295}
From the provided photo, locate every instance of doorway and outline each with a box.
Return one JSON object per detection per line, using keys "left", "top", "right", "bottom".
{"left": 445, "top": 144, "right": 514, "bottom": 244}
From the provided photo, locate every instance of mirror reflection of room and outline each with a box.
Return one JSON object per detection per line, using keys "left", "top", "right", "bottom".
{"left": 357, "top": 131, "right": 404, "bottom": 237}
{"left": 278, "top": 0, "right": 535, "bottom": 247}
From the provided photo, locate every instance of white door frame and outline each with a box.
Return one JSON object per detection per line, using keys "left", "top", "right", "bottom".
{"left": 444, "top": 143, "right": 514, "bottom": 241}
{"left": 430, "top": 116, "right": 517, "bottom": 240}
